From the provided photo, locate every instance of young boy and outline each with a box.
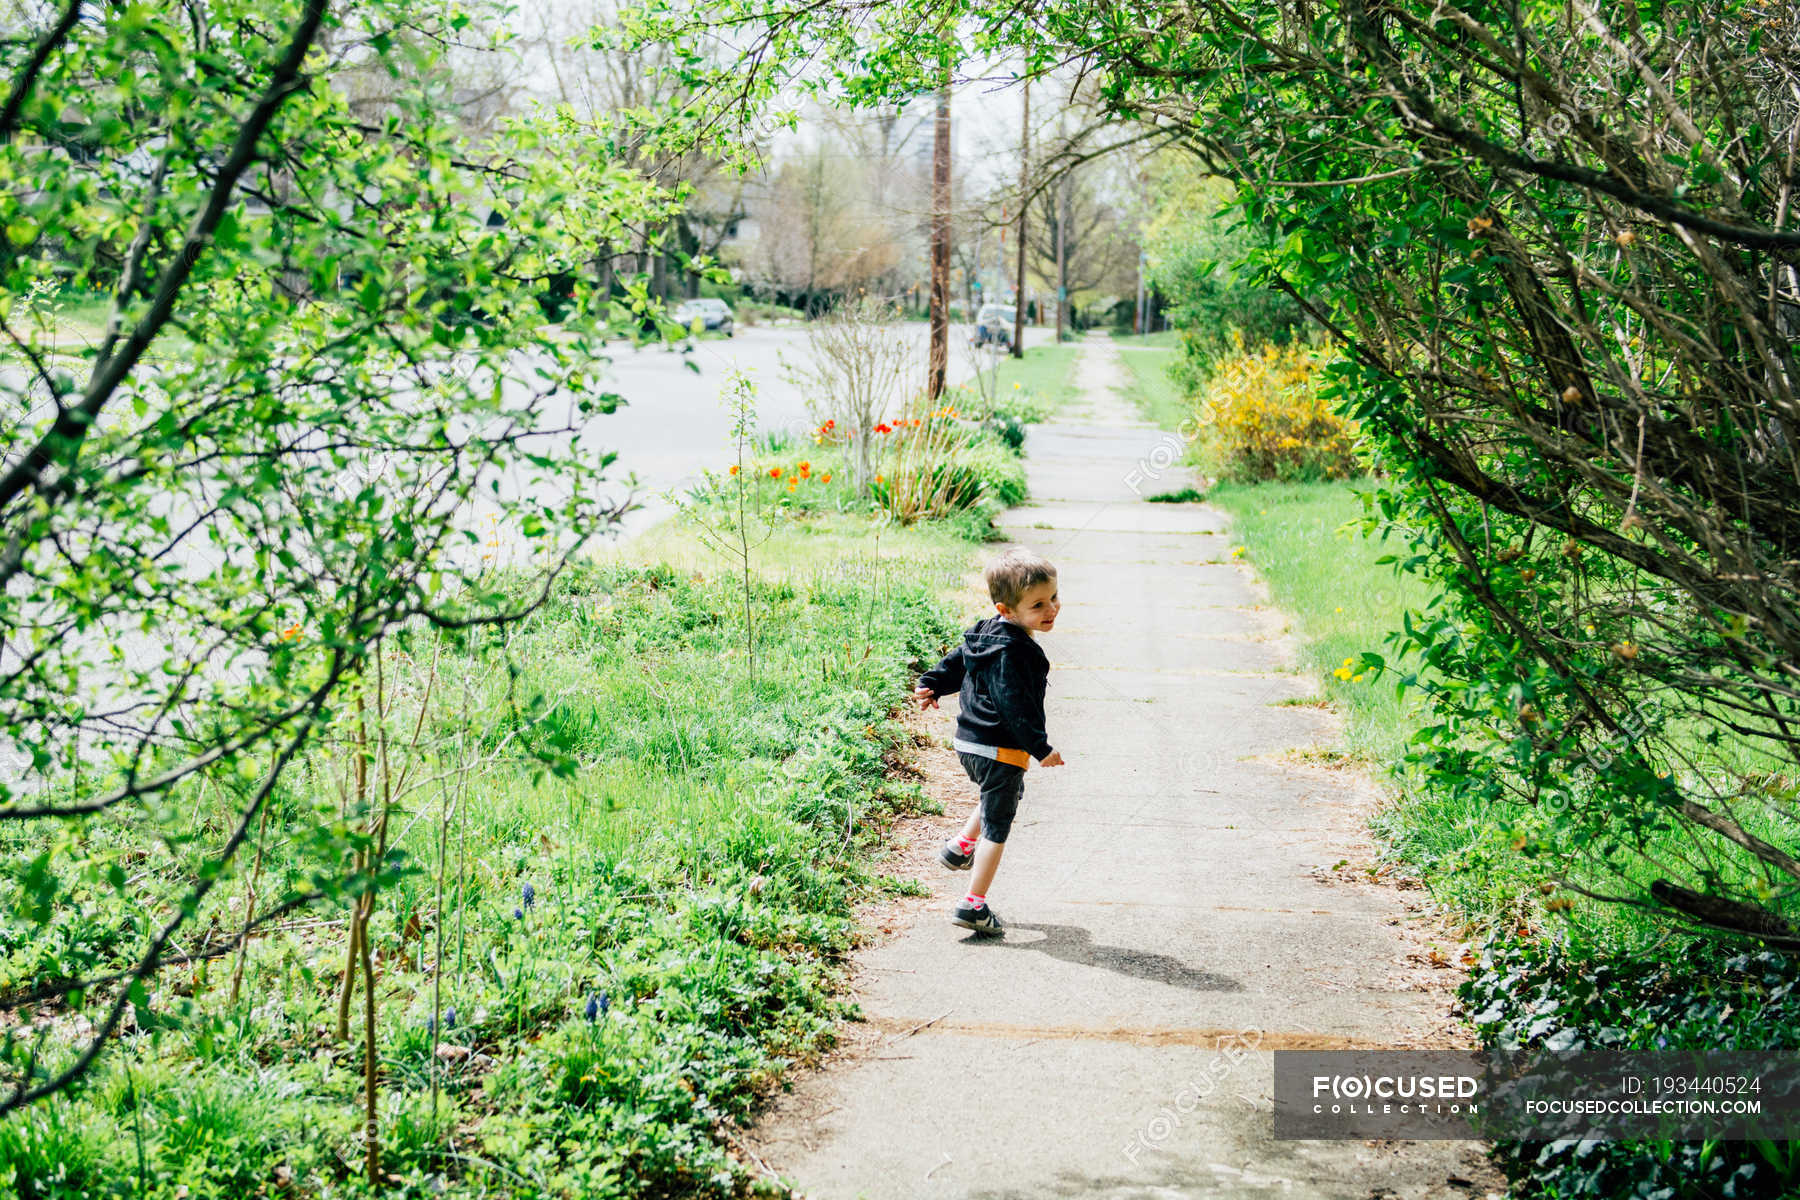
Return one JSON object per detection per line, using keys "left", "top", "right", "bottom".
{"left": 914, "top": 547, "right": 1064, "bottom": 936}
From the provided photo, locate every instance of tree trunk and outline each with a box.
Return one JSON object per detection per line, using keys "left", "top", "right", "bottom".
{"left": 650, "top": 234, "right": 668, "bottom": 304}
{"left": 1012, "top": 79, "right": 1029, "bottom": 359}
{"left": 928, "top": 79, "right": 951, "bottom": 400}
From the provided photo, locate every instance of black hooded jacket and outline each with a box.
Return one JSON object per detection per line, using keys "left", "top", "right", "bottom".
{"left": 917, "top": 616, "right": 1053, "bottom": 761}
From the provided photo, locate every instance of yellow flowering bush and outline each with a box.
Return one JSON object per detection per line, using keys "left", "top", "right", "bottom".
{"left": 1194, "top": 340, "right": 1359, "bottom": 482}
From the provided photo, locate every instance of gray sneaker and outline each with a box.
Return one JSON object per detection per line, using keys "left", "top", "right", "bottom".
{"left": 952, "top": 901, "right": 1004, "bottom": 936}
{"left": 939, "top": 840, "right": 974, "bottom": 871}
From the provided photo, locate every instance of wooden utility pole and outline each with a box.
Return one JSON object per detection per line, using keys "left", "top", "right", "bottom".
{"left": 928, "top": 78, "right": 951, "bottom": 400}
{"left": 1136, "top": 250, "right": 1147, "bottom": 336}
{"left": 1011, "top": 78, "right": 1028, "bottom": 359}
{"left": 1054, "top": 171, "right": 1067, "bottom": 344}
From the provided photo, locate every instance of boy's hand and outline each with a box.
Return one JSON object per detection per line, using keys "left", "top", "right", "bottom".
{"left": 1040, "top": 750, "right": 1065, "bottom": 767}
{"left": 914, "top": 686, "right": 939, "bottom": 710}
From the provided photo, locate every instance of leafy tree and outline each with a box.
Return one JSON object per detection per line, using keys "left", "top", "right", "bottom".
{"left": 0, "top": 0, "right": 673, "bottom": 1111}
{"left": 750, "top": 136, "right": 902, "bottom": 308}
{"left": 1138, "top": 153, "right": 1302, "bottom": 375}
{"left": 530, "top": 0, "right": 749, "bottom": 303}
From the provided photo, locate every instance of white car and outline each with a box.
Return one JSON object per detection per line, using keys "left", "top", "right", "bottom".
{"left": 670, "top": 297, "right": 735, "bottom": 337}
{"left": 973, "top": 303, "right": 1015, "bottom": 348}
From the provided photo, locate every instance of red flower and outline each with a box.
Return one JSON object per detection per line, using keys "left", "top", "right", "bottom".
{"left": 875, "top": 423, "right": 893, "bottom": 434}
{"left": 768, "top": 467, "right": 782, "bottom": 478}
{"left": 728, "top": 464, "right": 739, "bottom": 476}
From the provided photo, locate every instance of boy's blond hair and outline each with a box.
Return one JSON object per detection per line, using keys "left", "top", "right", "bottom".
{"left": 985, "top": 548, "right": 1057, "bottom": 610}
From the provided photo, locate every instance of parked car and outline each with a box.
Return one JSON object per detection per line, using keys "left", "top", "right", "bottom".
{"left": 973, "top": 303, "right": 1016, "bottom": 348}
{"left": 671, "top": 297, "right": 735, "bottom": 337}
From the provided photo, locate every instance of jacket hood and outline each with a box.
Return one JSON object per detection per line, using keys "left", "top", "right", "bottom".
{"left": 960, "top": 615, "right": 1036, "bottom": 667}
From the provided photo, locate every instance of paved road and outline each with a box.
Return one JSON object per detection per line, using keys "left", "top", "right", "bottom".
{"left": 569, "top": 321, "right": 1035, "bottom": 538}
{"left": 745, "top": 336, "right": 1499, "bottom": 1198}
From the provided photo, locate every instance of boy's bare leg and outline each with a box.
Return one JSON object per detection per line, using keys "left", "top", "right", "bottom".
{"left": 968, "top": 838, "right": 1006, "bottom": 898}
{"left": 957, "top": 807, "right": 982, "bottom": 844}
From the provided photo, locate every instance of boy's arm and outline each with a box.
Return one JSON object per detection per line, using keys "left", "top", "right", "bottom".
{"left": 992, "top": 646, "right": 1054, "bottom": 762}
{"left": 915, "top": 645, "right": 966, "bottom": 697}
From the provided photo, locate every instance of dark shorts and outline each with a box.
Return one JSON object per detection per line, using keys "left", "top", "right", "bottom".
{"left": 957, "top": 751, "right": 1026, "bottom": 844}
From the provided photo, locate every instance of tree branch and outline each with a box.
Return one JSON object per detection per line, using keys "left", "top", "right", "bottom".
{"left": 0, "top": 0, "right": 330, "bottom": 520}
{"left": 0, "top": 0, "right": 83, "bottom": 142}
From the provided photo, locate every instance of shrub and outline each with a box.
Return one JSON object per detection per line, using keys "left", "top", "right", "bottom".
{"left": 870, "top": 406, "right": 1026, "bottom": 524}
{"left": 1193, "top": 340, "right": 1358, "bottom": 483}
{"left": 937, "top": 378, "right": 1043, "bottom": 451}
{"left": 1143, "top": 159, "right": 1305, "bottom": 377}
{"left": 957, "top": 440, "right": 1027, "bottom": 507}
{"left": 988, "top": 384, "right": 1049, "bottom": 426}
{"left": 1461, "top": 937, "right": 1800, "bottom": 1198}
{"left": 785, "top": 296, "right": 917, "bottom": 495}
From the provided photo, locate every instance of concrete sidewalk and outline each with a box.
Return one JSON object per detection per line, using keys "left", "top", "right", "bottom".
{"left": 746, "top": 337, "right": 1500, "bottom": 1198}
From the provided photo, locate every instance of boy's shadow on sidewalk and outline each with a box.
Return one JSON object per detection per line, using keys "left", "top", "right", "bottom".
{"left": 972, "top": 922, "right": 1243, "bottom": 993}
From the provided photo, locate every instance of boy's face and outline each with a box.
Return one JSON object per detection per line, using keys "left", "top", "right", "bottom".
{"left": 998, "top": 578, "right": 1059, "bottom": 633}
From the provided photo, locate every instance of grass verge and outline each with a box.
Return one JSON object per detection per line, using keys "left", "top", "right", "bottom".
{"left": 991, "top": 342, "right": 1081, "bottom": 415}
{"left": 1, "top": 501, "right": 986, "bottom": 1198}
{"left": 1109, "top": 329, "right": 1182, "bottom": 350}
{"left": 1111, "top": 344, "right": 1186, "bottom": 429}
{"left": 1205, "top": 480, "right": 1430, "bottom": 763}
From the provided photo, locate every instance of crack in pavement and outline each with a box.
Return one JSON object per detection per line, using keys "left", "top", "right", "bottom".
{"left": 863, "top": 1015, "right": 1390, "bottom": 1052}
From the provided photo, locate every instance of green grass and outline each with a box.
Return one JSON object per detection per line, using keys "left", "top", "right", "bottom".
{"left": 0, "top": 503, "right": 986, "bottom": 1199}
{"left": 1207, "top": 479, "right": 1431, "bottom": 764}
{"left": 992, "top": 342, "right": 1081, "bottom": 415}
{"left": 1110, "top": 328, "right": 1182, "bottom": 350}
{"left": 1112, "top": 344, "right": 1189, "bottom": 430}
{"left": 0, "top": 285, "right": 117, "bottom": 363}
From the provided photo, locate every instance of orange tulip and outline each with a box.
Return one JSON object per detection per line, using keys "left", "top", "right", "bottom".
{"left": 821, "top": 472, "right": 832, "bottom": 482}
